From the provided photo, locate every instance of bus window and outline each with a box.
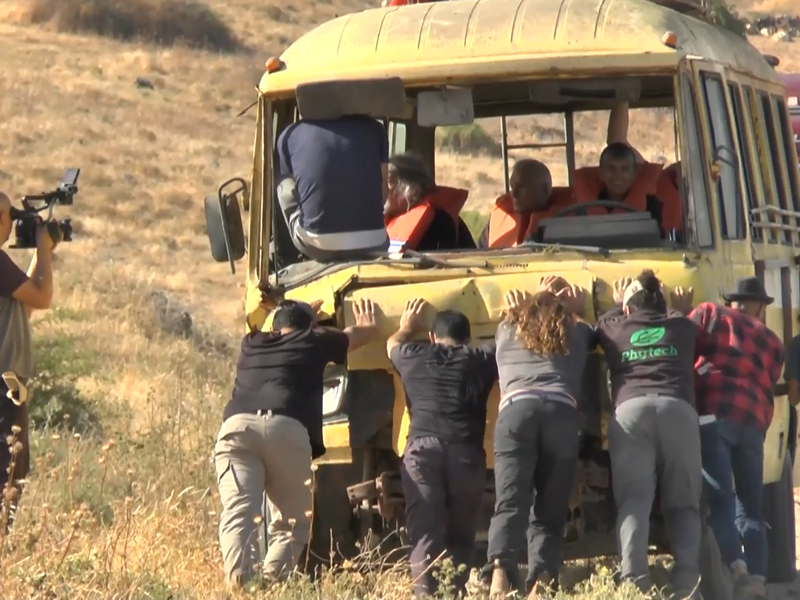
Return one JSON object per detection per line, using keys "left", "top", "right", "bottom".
{"left": 700, "top": 73, "right": 745, "bottom": 240}
{"left": 750, "top": 89, "right": 781, "bottom": 243}
{"left": 774, "top": 96, "right": 800, "bottom": 213}
{"left": 758, "top": 91, "right": 791, "bottom": 242}
{"left": 728, "top": 82, "right": 762, "bottom": 241}
{"left": 681, "top": 73, "right": 714, "bottom": 248}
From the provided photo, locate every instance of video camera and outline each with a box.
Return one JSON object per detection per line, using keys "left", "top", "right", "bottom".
{"left": 9, "top": 168, "right": 80, "bottom": 250}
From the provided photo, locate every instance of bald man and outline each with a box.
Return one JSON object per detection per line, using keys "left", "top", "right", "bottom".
{"left": 0, "top": 191, "right": 57, "bottom": 531}
{"left": 478, "top": 160, "right": 573, "bottom": 249}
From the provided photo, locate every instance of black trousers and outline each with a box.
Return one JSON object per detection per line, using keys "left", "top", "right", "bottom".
{"left": 483, "top": 393, "right": 580, "bottom": 593}
{"left": 400, "top": 436, "right": 486, "bottom": 598}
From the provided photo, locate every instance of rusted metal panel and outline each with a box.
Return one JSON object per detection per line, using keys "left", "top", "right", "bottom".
{"left": 260, "top": 0, "right": 780, "bottom": 95}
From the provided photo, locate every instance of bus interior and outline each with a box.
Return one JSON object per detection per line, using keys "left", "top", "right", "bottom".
{"left": 269, "top": 74, "right": 684, "bottom": 277}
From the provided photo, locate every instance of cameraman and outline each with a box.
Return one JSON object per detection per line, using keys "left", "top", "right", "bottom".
{"left": 0, "top": 192, "right": 56, "bottom": 529}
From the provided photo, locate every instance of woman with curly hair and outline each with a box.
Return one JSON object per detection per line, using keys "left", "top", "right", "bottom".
{"left": 483, "top": 276, "right": 594, "bottom": 599}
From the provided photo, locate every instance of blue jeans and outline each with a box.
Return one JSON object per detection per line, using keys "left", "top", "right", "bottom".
{"left": 699, "top": 417, "right": 767, "bottom": 579}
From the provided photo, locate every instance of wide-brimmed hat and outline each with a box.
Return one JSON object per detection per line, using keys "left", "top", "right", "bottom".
{"left": 722, "top": 276, "right": 773, "bottom": 305}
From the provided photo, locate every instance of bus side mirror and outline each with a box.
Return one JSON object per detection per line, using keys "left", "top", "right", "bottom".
{"left": 204, "top": 177, "right": 247, "bottom": 274}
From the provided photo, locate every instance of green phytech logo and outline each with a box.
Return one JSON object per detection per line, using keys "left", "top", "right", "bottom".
{"left": 622, "top": 326, "right": 677, "bottom": 362}
{"left": 630, "top": 327, "right": 665, "bottom": 346}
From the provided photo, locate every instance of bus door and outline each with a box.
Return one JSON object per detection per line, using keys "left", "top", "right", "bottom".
{"left": 690, "top": 60, "right": 751, "bottom": 293}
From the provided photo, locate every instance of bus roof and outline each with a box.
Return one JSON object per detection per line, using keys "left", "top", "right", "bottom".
{"left": 259, "top": 0, "right": 779, "bottom": 96}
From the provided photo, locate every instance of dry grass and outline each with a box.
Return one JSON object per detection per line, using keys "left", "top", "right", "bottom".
{"left": 0, "top": 0, "right": 798, "bottom": 596}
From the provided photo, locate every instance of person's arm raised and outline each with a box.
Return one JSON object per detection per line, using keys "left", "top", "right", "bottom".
{"left": 386, "top": 298, "right": 428, "bottom": 358}
{"left": 607, "top": 103, "right": 645, "bottom": 164}
{"left": 344, "top": 298, "right": 381, "bottom": 353}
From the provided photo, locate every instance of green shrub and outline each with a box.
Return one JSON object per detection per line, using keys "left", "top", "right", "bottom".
{"left": 706, "top": 0, "right": 747, "bottom": 38}
{"left": 23, "top": 0, "right": 243, "bottom": 52}
{"left": 28, "top": 335, "right": 102, "bottom": 435}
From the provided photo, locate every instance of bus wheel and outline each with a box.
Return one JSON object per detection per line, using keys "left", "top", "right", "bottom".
{"left": 764, "top": 452, "right": 797, "bottom": 584}
{"left": 698, "top": 521, "right": 733, "bottom": 600}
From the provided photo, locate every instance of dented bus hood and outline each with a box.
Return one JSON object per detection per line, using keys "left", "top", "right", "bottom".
{"left": 337, "top": 253, "right": 701, "bottom": 371}
{"left": 327, "top": 252, "right": 702, "bottom": 461}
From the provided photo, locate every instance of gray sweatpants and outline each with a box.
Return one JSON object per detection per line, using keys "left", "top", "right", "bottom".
{"left": 214, "top": 412, "right": 313, "bottom": 586}
{"left": 608, "top": 395, "right": 702, "bottom": 594}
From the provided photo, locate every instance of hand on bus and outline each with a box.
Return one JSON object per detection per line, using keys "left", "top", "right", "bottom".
{"left": 555, "top": 285, "right": 587, "bottom": 317}
{"left": 504, "top": 289, "right": 532, "bottom": 311}
{"left": 399, "top": 298, "right": 428, "bottom": 333}
{"left": 309, "top": 299, "right": 325, "bottom": 321}
{"left": 613, "top": 277, "right": 634, "bottom": 304}
{"left": 353, "top": 298, "right": 378, "bottom": 328}
{"left": 537, "top": 275, "right": 567, "bottom": 294}
{"left": 670, "top": 286, "right": 694, "bottom": 315}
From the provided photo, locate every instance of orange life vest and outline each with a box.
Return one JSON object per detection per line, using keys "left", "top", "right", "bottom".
{"left": 572, "top": 163, "right": 664, "bottom": 215}
{"left": 487, "top": 187, "right": 574, "bottom": 248}
{"left": 656, "top": 163, "right": 683, "bottom": 235}
{"left": 385, "top": 186, "right": 469, "bottom": 251}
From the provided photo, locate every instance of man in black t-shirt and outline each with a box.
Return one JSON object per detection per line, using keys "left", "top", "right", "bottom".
{"left": 387, "top": 299, "right": 498, "bottom": 598}
{"left": 215, "top": 297, "right": 380, "bottom": 587}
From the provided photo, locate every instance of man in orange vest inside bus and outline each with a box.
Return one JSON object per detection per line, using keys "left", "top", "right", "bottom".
{"left": 571, "top": 143, "right": 675, "bottom": 238}
{"left": 476, "top": 159, "right": 573, "bottom": 249}
{"left": 384, "top": 152, "right": 476, "bottom": 252}
{"left": 574, "top": 102, "right": 683, "bottom": 240}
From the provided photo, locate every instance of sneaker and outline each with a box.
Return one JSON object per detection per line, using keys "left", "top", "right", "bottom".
{"left": 490, "top": 560, "right": 511, "bottom": 600}
{"left": 528, "top": 574, "right": 554, "bottom": 599}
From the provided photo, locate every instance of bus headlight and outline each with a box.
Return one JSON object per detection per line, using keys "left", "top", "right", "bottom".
{"left": 322, "top": 366, "right": 348, "bottom": 416}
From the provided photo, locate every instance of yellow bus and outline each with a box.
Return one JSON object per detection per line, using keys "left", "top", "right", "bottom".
{"left": 203, "top": 0, "right": 800, "bottom": 591}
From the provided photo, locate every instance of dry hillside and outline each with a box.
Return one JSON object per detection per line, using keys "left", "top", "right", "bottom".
{"left": 0, "top": 0, "right": 798, "bottom": 598}
{"left": 730, "top": 0, "right": 797, "bottom": 13}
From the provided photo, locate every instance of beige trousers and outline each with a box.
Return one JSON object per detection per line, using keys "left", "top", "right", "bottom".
{"left": 214, "top": 411, "right": 313, "bottom": 586}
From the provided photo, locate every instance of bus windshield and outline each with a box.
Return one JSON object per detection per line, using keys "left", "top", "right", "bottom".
{"left": 268, "top": 74, "right": 685, "bottom": 276}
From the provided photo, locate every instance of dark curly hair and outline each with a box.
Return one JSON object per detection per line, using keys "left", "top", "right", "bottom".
{"left": 505, "top": 291, "right": 571, "bottom": 356}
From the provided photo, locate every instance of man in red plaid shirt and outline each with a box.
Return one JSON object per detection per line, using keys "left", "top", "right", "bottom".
{"left": 688, "top": 277, "right": 784, "bottom": 600}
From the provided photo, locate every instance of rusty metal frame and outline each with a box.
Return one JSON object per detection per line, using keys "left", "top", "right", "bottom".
{"left": 500, "top": 112, "right": 576, "bottom": 192}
